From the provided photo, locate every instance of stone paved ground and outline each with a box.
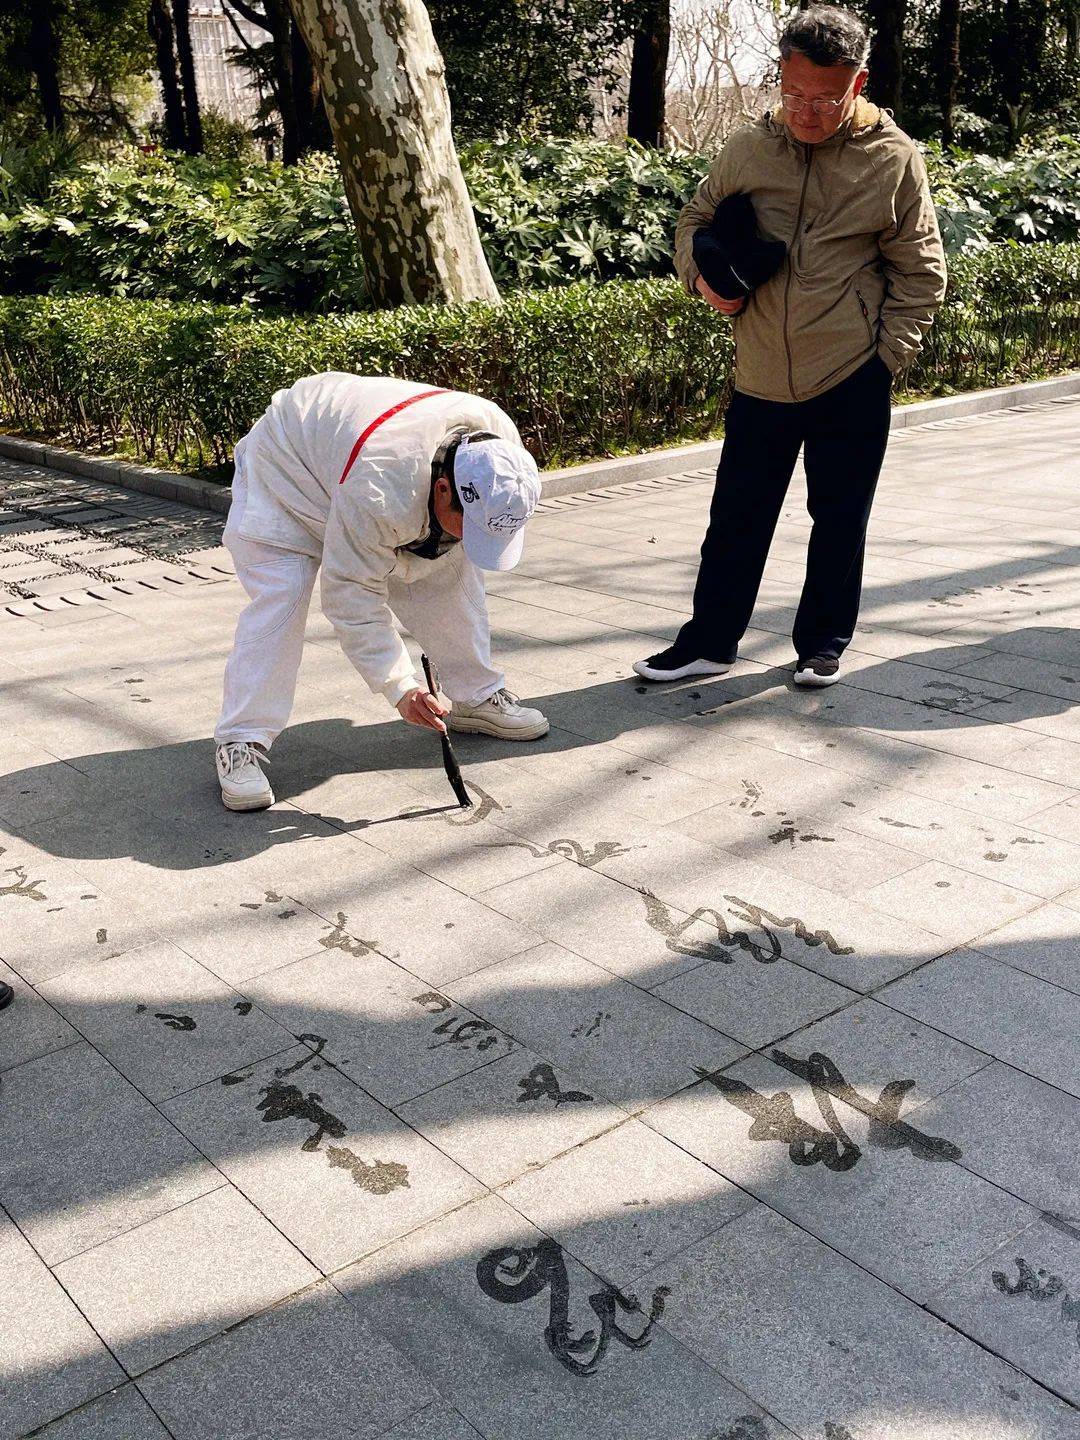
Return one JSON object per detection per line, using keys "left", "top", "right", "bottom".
{"left": 2, "top": 396, "right": 1079, "bottom": 1440}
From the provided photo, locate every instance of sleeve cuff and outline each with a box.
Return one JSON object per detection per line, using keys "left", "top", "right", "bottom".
{"left": 877, "top": 343, "right": 903, "bottom": 375}
{"left": 681, "top": 263, "right": 701, "bottom": 297}
{"left": 382, "top": 673, "right": 423, "bottom": 708}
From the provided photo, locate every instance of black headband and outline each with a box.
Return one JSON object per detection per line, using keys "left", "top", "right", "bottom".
{"left": 430, "top": 429, "right": 500, "bottom": 492}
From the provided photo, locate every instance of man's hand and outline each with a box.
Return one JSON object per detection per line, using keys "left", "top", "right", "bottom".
{"left": 695, "top": 274, "right": 745, "bottom": 315}
{"left": 397, "top": 687, "right": 449, "bottom": 732}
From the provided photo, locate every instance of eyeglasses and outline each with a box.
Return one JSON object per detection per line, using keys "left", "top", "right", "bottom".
{"left": 781, "top": 83, "right": 855, "bottom": 116}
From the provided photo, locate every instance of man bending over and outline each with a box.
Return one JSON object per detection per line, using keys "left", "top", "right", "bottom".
{"left": 214, "top": 372, "right": 548, "bottom": 811}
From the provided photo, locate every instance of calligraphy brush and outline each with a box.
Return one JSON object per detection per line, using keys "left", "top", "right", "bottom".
{"left": 421, "top": 654, "right": 472, "bottom": 809}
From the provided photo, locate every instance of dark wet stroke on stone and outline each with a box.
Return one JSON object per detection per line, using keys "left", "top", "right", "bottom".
{"left": 476, "top": 1238, "right": 669, "bottom": 1377}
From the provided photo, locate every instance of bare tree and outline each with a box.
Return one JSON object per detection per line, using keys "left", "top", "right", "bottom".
{"left": 663, "top": 0, "right": 782, "bottom": 153}
{"left": 226, "top": 0, "right": 331, "bottom": 163}
{"left": 287, "top": 0, "right": 498, "bottom": 308}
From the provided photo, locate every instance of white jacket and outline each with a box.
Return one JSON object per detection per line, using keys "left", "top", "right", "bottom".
{"left": 234, "top": 372, "right": 522, "bottom": 705}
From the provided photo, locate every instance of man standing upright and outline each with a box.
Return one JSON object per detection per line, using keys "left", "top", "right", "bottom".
{"left": 635, "top": 5, "right": 946, "bottom": 688}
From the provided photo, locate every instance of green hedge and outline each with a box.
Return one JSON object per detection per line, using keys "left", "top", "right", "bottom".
{"left": 1, "top": 244, "right": 1077, "bottom": 471}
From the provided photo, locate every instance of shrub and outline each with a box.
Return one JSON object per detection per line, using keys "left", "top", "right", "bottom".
{"left": 0, "top": 150, "right": 367, "bottom": 311}
{"left": 0, "top": 279, "right": 734, "bottom": 468}
{"left": 462, "top": 138, "right": 706, "bottom": 288}
{"left": 925, "top": 136, "right": 1080, "bottom": 250}
{"left": 2, "top": 244, "right": 1077, "bottom": 472}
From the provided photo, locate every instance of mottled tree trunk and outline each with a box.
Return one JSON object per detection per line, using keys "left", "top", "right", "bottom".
{"left": 626, "top": 1, "right": 671, "bottom": 148}
{"left": 173, "top": 0, "right": 204, "bottom": 153}
{"left": 288, "top": 0, "right": 499, "bottom": 308}
{"left": 149, "top": 0, "right": 188, "bottom": 150}
{"left": 867, "top": 0, "right": 907, "bottom": 120}
{"left": 936, "top": 0, "right": 961, "bottom": 146}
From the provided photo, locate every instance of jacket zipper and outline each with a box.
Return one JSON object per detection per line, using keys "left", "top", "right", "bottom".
{"left": 855, "top": 288, "right": 874, "bottom": 344}
{"left": 783, "top": 144, "right": 813, "bottom": 401}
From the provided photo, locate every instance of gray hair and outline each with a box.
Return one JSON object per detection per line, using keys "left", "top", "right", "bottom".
{"left": 779, "top": 5, "right": 870, "bottom": 69}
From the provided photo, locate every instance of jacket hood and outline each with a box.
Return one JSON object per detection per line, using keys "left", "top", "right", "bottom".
{"left": 766, "top": 95, "right": 886, "bottom": 149}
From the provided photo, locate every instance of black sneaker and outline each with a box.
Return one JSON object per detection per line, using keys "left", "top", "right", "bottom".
{"left": 0, "top": 980, "right": 13, "bottom": 1011}
{"left": 632, "top": 646, "right": 733, "bottom": 683}
{"left": 794, "top": 654, "right": 841, "bottom": 687}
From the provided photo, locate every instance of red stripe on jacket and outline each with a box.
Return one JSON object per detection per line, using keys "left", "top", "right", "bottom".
{"left": 337, "top": 389, "right": 450, "bottom": 486}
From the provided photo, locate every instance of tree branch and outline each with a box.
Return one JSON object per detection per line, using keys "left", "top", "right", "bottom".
{"left": 223, "top": 0, "right": 271, "bottom": 32}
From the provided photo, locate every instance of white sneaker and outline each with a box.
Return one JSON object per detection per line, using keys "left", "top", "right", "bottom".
{"left": 632, "top": 645, "right": 733, "bottom": 682}
{"left": 793, "top": 655, "right": 841, "bottom": 688}
{"left": 449, "top": 688, "right": 549, "bottom": 741}
{"left": 216, "top": 741, "right": 274, "bottom": 811}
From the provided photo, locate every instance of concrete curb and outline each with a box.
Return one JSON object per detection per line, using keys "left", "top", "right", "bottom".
{"left": 540, "top": 370, "right": 1080, "bottom": 498}
{"left": 0, "top": 436, "right": 232, "bottom": 515}
{"left": 3, "top": 369, "right": 1078, "bottom": 515}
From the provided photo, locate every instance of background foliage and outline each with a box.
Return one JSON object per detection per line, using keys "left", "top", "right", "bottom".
{"left": 1, "top": 137, "right": 1078, "bottom": 311}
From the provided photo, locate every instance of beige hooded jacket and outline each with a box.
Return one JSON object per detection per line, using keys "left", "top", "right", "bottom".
{"left": 674, "top": 98, "right": 948, "bottom": 402}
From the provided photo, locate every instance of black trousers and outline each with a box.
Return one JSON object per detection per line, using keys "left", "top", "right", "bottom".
{"left": 677, "top": 353, "right": 893, "bottom": 664}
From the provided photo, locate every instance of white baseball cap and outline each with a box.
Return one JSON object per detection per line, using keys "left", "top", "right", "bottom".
{"left": 452, "top": 434, "right": 541, "bottom": 572}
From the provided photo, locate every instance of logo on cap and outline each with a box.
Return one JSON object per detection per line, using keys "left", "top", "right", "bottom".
{"left": 460, "top": 483, "right": 479, "bottom": 504}
{"left": 487, "top": 512, "right": 526, "bottom": 533}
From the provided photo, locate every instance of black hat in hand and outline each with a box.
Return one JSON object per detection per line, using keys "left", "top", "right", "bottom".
{"left": 692, "top": 192, "right": 787, "bottom": 301}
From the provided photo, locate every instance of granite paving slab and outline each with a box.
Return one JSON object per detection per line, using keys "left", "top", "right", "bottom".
{"left": 37, "top": 939, "right": 296, "bottom": 1102}
{"left": 497, "top": 1119, "right": 753, "bottom": 1286}
{"left": 643, "top": 1046, "right": 1033, "bottom": 1303}
{"left": 29, "top": 1386, "right": 173, "bottom": 1440}
{"left": 927, "top": 1216, "right": 1080, "bottom": 1406}
{"left": 0, "top": 1043, "right": 223, "bottom": 1265}
{"left": 911, "top": 1061, "right": 1080, "bottom": 1215}
{"left": 52, "top": 1185, "right": 320, "bottom": 1376}
{"left": 970, "top": 901, "right": 1080, "bottom": 992}
{"left": 160, "top": 1045, "right": 484, "bottom": 1271}
{"left": 447, "top": 942, "right": 748, "bottom": 1113}
{"left": 242, "top": 947, "right": 520, "bottom": 1108}
{"left": 136, "top": 1282, "right": 436, "bottom": 1440}
{"left": 395, "top": 1046, "right": 628, "bottom": 1188}
{"left": 336, "top": 1193, "right": 791, "bottom": 1440}
{"left": 647, "top": 1204, "right": 1078, "bottom": 1440}
{"left": 0, "top": 955, "right": 78, "bottom": 1073}
{"left": 881, "top": 949, "right": 1080, "bottom": 1097}
{"left": 0, "top": 1211, "right": 124, "bottom": 1438}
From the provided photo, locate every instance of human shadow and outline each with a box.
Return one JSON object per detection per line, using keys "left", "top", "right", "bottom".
{"left": 2, "top": 627, "right": 1077, "bottom": 876}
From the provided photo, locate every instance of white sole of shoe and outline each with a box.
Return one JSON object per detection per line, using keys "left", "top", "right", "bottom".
{"left": 221, "top": 789, "right": 275, "bottom": 811}
{"left": 632, "top": 658, "right": 733, "bottom": 682}
{"left": 793, "top": 670, "right": 841, "bottom": 688}
{"left": 448, "top": 716, "right": 550, "bottom": 741}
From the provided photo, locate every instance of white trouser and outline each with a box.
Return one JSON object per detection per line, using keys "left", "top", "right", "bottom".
{"left": 215, "top": 465, "right": 504, "bottom": 750}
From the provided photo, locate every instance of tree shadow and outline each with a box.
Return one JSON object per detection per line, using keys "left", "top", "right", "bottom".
{"left": 1, "top": 902, "right": 1076, "bottom": 1438}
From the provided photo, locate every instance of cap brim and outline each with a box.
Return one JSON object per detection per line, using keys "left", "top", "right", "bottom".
{"left": 461, "top": 515, "right": 526, "bottom": 572}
